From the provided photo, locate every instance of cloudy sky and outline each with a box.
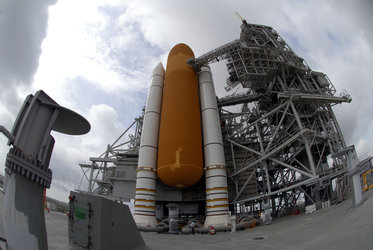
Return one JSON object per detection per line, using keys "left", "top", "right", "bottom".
{"left": 0, "top": 0, "right": 372, "bottom": 201}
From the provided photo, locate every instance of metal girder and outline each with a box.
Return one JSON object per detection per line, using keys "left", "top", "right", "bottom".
{"left": 232, "top": 167, "right": 257, "bottom": 203}
{"left": 278, "top": 92, "right": 352, "bottom": 104}
{"left": 218, "top": 93, "right": 262, "bottom": 107}
{"left": 234, "top": 177, "right": 318, "bottom": 204}
{"left": 89, "top": 157, "right": 117, "bottom": 163}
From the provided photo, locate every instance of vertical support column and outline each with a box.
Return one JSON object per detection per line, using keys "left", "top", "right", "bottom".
{"left": 134, "top": 63, "right": 165, "bottom": 227}
{"left": 263, "top": 198, "right": 272, "bottom": 225}
{"left": 167, "top": 204, "right": 179, "bottom": 234}
{"left": 346, "top": 146, "right": 363, "bottom": 206}
{"left": 199, "top": 66, "right": 230, "bottom": 227}
{"left": 88, "top": 163, "right": 95, "bottom": 192}
{"left": 264, "top": 162, "right": 272, "bottom": 193}
{"left": 2, "top": 90, "right": 90, "bottom": 250}
{"left": 3, "top": 168, "right": 48, "bottom": 250}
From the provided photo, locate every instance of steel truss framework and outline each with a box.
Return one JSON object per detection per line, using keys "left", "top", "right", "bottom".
{"left": 78, "top": 117, "right": 142, "bottom": 197}
{"left": 190, "top": 21, "right": 352, "bottom": 215}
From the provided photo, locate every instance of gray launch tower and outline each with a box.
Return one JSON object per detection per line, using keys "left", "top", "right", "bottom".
{"left": 189, "top": 19, "right": 352, "bottom": 216}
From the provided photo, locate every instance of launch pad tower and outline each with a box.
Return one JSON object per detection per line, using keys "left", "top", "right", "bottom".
{"left": 78, "top": 19, "right": 354, "bottom": 226}
{"left": 189, "top": 20, "right": 352, "bottom": 218}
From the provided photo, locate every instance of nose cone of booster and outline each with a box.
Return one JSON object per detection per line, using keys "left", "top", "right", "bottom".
{"left": 157, "top": 43, "right": 203, "bottom": 188}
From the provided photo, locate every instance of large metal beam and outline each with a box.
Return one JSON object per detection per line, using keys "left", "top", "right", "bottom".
{"left": 233, "top": 177, "right": 318, "bottom": 204}
{"left": 218, "top": 93, "right": 262, "bottom": 107}
{"left": 269, "top": 158, "right": 316, "bottom": 179}
{"left": 278, "top": 92, "right": 352, "bottom": 103}
{"left": 232, "top": 167, "right": 257, "bottom": 203}
{"left": 89, "top": 157, "right": 117, "bottom": 163}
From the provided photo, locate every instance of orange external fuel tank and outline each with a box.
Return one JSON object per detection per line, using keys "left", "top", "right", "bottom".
{"left": 157, "top": 43, "right": 203, "bottom": 188}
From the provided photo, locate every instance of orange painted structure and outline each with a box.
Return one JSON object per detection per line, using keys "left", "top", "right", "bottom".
{"left": 157, "top": 43, "right": 203, "bottom": 188}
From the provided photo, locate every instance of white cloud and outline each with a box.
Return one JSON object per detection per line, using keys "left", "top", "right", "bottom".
{"left": 0, "top": 0, "right": 57, "bottom": 176}
{"left": 356, "top": 139, "right": 373, "bottom": 160}
{"left": 47, "top": 179, "right": 80, "bottom": 202}
{"left": 33, "top": 0, "right": 158, "bottom": 111}
{"left": 83, "top": 104, "right": 125, "bottom": 149}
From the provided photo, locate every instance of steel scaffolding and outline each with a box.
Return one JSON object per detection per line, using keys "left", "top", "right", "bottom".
{"left": 189, "top": 20, "right": 352, "bottom": 215}
{"left": 78, "top": 116, "right": 142, "bottom": 200}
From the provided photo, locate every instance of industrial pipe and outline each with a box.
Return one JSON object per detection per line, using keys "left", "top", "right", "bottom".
{"left": 137, "top": 223, "right": 169, "bottom": 233}
{"left": 181, "top": 220, "right": 256, "bottom": 234}
{"left": 0, "top": 125, "right": 15, "bottom": 143}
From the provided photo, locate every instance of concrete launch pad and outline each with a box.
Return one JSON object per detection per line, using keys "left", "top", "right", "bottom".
{"left": 141, "top": 189, "right": 373, "bottom": 250}
{"left": 1, "top": 189, "right": 372, "bottom": 249}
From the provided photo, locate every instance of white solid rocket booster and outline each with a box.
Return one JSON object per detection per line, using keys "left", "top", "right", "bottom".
{"left": 199, "top": 66, "right": 230, "bottom": 227}
{"left": 134, "top": 62, "right": 165, "bottom": 227}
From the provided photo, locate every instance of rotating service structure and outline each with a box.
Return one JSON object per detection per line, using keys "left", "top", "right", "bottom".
{"left": 79, "top": 18, "right": 356, "bottom": 230}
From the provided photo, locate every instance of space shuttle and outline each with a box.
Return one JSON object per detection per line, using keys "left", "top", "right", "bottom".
{"left": 134, "top": 44, "right": 230, "bottom": 228}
